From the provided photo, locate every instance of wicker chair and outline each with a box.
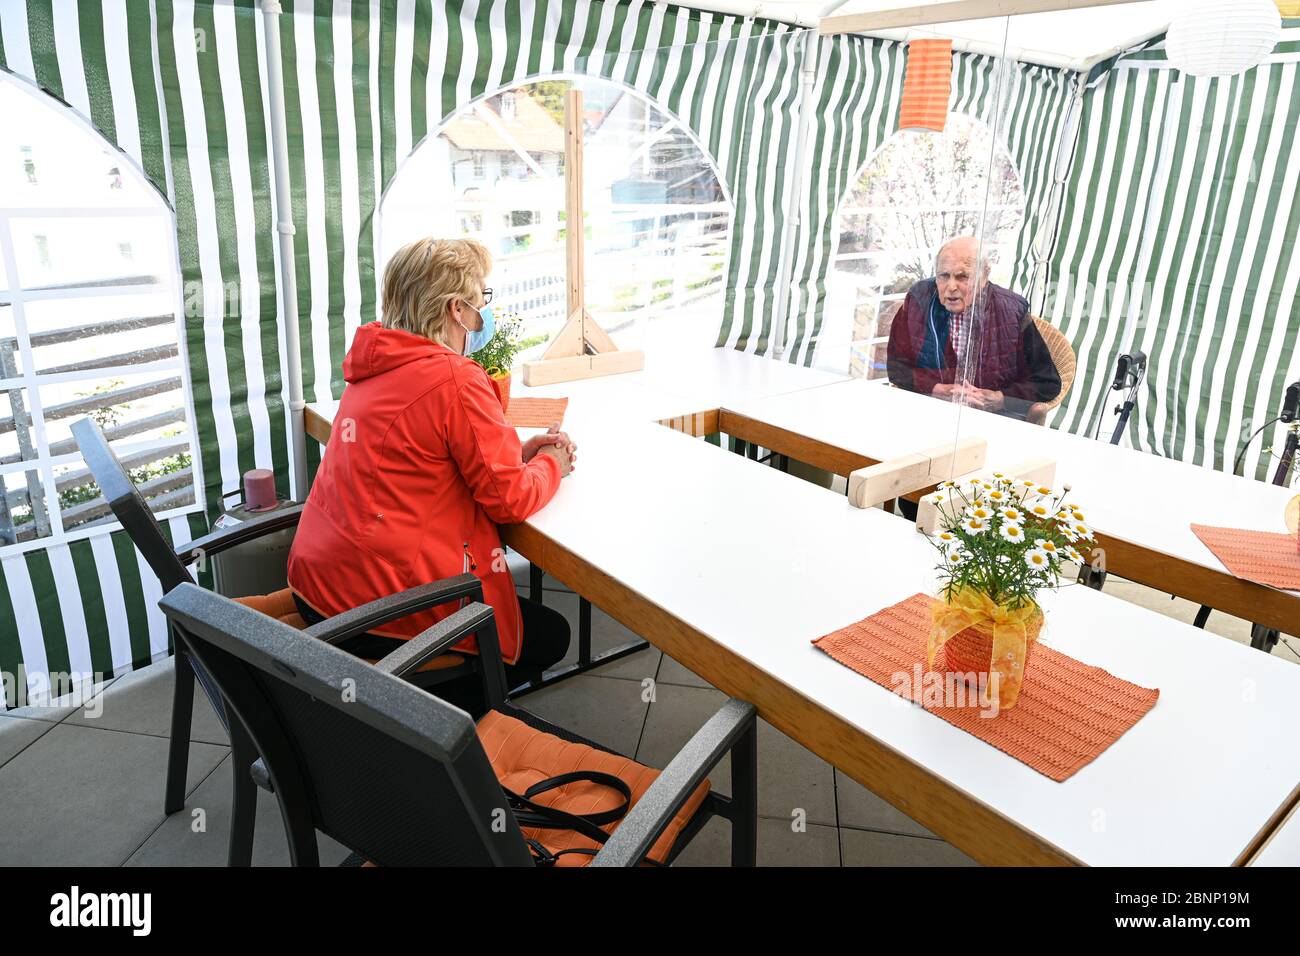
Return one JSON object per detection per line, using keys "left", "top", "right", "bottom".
{"left": 1026, "top": 317, "right": 1076, "bottom": 426}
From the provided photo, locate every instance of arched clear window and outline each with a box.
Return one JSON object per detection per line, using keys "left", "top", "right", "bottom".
{"left": 0, "top": 75, "right": 200, "bottom": 550}
{"left": 380, "top": 77, "right": 732, "bottom": 361}
{"left": 827, "top": 113, "right": 1027, "bottom": 379}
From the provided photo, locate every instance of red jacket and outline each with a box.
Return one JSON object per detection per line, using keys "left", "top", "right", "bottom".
{"left": 287, "top": 322, "right": 562, "bottom": 663}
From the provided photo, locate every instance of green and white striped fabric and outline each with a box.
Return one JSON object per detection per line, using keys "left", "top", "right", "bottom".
{"left": 0, "top": 0, "right": 801, "bottom": 707}
{"left": 1041, "top": 21, "right": 1300, "bottom": 479}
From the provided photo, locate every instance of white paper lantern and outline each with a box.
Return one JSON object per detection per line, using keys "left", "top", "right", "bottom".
{"left": 1166, "top": 0, "right": 1282, "bottom": 77}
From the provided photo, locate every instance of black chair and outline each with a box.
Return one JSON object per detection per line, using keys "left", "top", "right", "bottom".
{"left": 71, "top": 418, "right": 483, "bottom": 864}
{"left": 159, "top": 582, "right": 758, "bottom": 866}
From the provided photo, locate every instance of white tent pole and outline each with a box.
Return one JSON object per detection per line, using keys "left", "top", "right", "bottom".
{"left": 260, "top": 0, "right": 308, "bottom": 502}
{"left": 770, "top": 1, "right": 849, "bottom": 361}
{"left": 1029, "top": 72, "right": 1084, "bottom": 315}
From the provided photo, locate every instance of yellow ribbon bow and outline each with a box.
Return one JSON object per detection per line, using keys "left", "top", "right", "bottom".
{"left": 929, "top": 589, "right": 1043, "bottom": 711}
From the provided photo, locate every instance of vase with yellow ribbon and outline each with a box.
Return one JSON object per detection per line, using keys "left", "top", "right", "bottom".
{"left": 921, "top": 474, "right": 1092, "bottom": 711}
{"left": 469, "top": 309, "right": 523, "bottom": 414}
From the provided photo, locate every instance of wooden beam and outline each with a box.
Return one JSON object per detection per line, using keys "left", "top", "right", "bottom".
{"left": 820, "top": 0, "right": 1151, "bottom": 36}
{"left": 847, "top": 436, "right": 986, "bottom": 510}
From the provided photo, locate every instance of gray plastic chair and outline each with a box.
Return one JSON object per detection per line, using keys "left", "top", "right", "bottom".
{"left": 159, "top": 583, "right": 758, "bottom": 866}
{"left": 71, "top": 417, "right": 484, "bottom": 865}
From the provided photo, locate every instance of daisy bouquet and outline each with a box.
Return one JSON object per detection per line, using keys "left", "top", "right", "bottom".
{"left": 927, "top": 474, "right": 1090, "bottom": 606}
{"left": 922, "top": 474, "right": 1093, "bottom": 709}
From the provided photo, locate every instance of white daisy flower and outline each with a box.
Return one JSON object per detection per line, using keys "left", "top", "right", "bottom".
{"left": 963, "top": 516, "right": 988, "bottom": 535}
{"left": 986, "top": 489, "right": 1007, "bottom": 503}
{"left": 999, "top": 522, "right": 1026, "bottom": 543}
{"left": 965, "top": 505, "right": 992, "bottom": 521}
{"left": 1028, "top": 503, "right": 1053, "bottom": 518}
{"left": 1034, "top": 538, "right": 1058, "bottom": 554}
{"left": 1000, "top": 507, "right": 1024, "bottom": 523}
{"left": 935, "top": 531, "right": 958, "bottom": 547}
{"left": 1064, "top": 546, "right": 1085, "bottom": 564}
{"left": 1035, "top": 485, "right": 1053, "bottom": 497}
{"left": 1071, "top": 521, "right": 1094, "bottom": 541}
{"left": 1024, "top": 548, "right": 1050, "bottom": 570}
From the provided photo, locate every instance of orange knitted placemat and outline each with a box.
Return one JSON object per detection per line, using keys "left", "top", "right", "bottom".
{"left": 811, "top": 593, "right": 1159, "bottom": 782}
{"left": 1190, "top": 524, "right": 1300, "bottom": 591}
{"left": 506, "top": 397, "right": 568, "bottom": 429}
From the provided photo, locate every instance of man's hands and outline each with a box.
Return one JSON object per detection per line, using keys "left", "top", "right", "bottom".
{"left": 524, "top": 423, "right": 577, "bottom": 477}
{"left": 932, "top": 382, "right": 1004, "bottom": 411}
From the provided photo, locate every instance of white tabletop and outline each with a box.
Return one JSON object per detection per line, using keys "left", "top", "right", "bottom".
{"left": 303, "top": 357, "right": 1300, "bottom": 865}
{"left": 506, "top": 418, "right": 1300, "bottom": 868}
{"left": 520, "top": 415, "right": 1300, "bottom": 866}
{"left": 513, "top": 347, "right": 850, "bottom": 422}
{"left": 727, "top": 379, "right": 1300, "bottom": 586}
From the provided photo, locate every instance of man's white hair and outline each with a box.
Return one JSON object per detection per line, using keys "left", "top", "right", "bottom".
{"left": 935, "top": 236, "right": 991, "bottom": 276}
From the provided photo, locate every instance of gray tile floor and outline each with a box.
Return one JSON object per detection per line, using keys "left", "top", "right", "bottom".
{"left": 0, "top": 537, "right": 1292, "bottom": 867}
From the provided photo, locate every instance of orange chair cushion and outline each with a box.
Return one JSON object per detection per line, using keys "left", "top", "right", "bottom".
{"left": 234, "top": 589, "right": 463, "bottom": 673}
{"left": 477, "top": 709, "right": 711, "bottom": 866}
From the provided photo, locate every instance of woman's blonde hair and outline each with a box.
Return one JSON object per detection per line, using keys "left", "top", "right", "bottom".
{"left": 380, "top": 237, "right": 491, "bottom": 345}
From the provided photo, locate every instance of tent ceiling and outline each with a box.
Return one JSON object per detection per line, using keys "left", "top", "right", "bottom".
{"left": 748, "top": 0, "right": 1179, "bottom": 68}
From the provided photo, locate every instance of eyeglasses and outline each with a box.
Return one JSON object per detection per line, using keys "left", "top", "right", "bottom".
{"left": 482, "top": 288, "right": 493, "bottom": 306}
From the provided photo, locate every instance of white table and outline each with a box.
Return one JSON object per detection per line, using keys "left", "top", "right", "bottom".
{"left": 305, "top": 374, "right": 1300, "bottom": 865}
{"left": 722, "top": 379, "right": 1300, "bottom": 637}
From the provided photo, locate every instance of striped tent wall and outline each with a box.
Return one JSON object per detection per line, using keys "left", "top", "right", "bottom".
{"left": 0, "top": 0, "right": 275, "bottom": 709}
{"left": 782, "top": 34, "right": 1075, "bottom": 366}
{"left": 1041, "top": 21, "right": 1300, "bottom": 479}
{"left": 278, "top": 0, "right": 802, "bottom": 413}
{"left": 0, "top": 0, "right": 802, "bottom": 706}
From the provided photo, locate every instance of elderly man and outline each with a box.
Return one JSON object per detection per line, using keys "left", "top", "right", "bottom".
{"left": 886, "top": 236, "right": 1060, "bottom": 419}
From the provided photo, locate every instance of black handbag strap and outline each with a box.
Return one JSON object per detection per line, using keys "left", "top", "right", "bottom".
{"left": 505, "top": 770, "right": 633, "bottom": 856}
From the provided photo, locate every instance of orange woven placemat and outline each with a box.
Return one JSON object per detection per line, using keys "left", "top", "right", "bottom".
{"left": 812, "top": 593, "right": 1159, "bottom": 782}
{"left": 1190, "top": 524, "right": 1300, "bottom": 591}
{"left": 506, "top": 396, "right": 568, "bottom": 429}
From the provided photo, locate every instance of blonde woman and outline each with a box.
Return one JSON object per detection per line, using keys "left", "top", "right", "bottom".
{"left": 288, "top": 238, "right": 576, "bottom": 703}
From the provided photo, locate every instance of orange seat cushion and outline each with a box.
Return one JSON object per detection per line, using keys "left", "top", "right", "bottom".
{"left": 477, "top": 710, "right": 710, "bottom": 866}
{"left": 233, "top": 588, "right": 465, "bottom": 673}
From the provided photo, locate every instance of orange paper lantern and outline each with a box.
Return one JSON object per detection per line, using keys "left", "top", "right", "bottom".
{"left": 899, "top": 39, "right": 953, "bottom": 133}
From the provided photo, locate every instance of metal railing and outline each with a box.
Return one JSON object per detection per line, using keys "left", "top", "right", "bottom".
{"left": 0, "top": 311, "right": 192, "bottom": 546}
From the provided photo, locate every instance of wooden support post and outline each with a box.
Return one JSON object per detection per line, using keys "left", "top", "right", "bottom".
{"left": 521, "top": 88, "right": 645, "bottom": 387}
{"left": 847, "top": 437, "right": 986, "bottom": 510}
